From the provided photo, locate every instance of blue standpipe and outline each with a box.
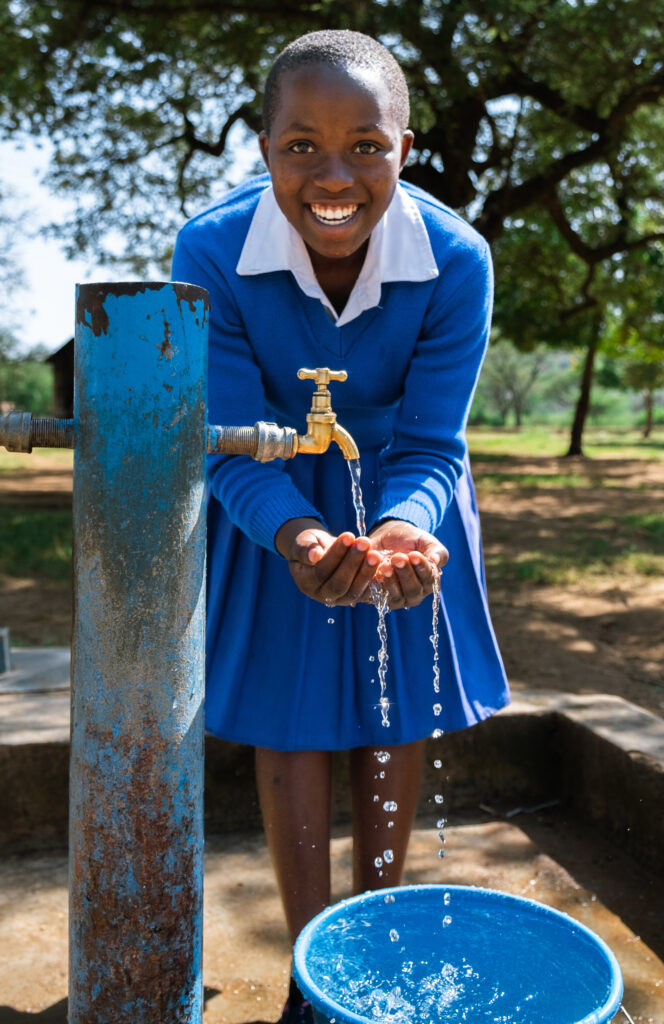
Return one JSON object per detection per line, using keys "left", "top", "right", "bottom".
{"left": 68, "top": 282, "right": 209, "bottom": 1024}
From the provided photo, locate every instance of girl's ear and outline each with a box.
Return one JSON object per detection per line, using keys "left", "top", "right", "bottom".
{"left": 400, "top": 130, "right": 415, "bottom": 170}
{"left": 259, "top": 131, "right": 270, "bottom": 170}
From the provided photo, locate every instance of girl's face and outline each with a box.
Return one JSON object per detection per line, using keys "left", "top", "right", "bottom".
{"left": 259, "top": 64, "right": 413, "bottom": 263}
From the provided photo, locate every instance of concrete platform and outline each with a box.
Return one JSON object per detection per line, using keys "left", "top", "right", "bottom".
{"left": 1, "top": 649, "right": 663, "bottom": 1021}
{"left": 1, "top": 650, "right": 663, "bottom": 871}
{"left": 1, "top": 813, "right": 663, "bottom": 1023}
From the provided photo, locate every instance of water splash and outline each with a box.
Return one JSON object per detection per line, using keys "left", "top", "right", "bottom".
{"left": 347, "top": 459, "right": 392, "bottom": 727}
{"left": 430, "top": 571, "right": 441, "bottom": 695}
{"left": 347, "top": 458, "right": 367, "bottom": 537}
{"left": 370, "top": 581, "right": 390, "bottom": 727}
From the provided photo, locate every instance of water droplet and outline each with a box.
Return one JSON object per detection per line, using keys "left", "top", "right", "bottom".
{"left": 327, "top": 617, "right": 335, "bottom": 624}
{"left": 442, "top": 914, "right": 452, "bottom": 927}
{"left": 434, "top": 794, "right": 444, "bottom": 804}
{"left": 383, "top": 800, "right": 398, "bottom": 812}
{"left": 437, "top": 818, "right": 445, "bottom": 829}
{"left": 384, "top": 849, "right": 394, "bottom": 863}
{"left": 384, "top": 893, "right": 395, "bottom": 904}
{"left": 373, "top": 794, "right": 379, "bottom": 802}
{"left": 369, "top": 655, "right": 375, "bottom": 662}
{"left": 438, "top": 832, "right": 446, "bottom": 843}
{"left": 443, "top": 892, "right": 451, "bottom": 906}
{"left": 387, "top": 820, "right": 394, "bottom": 828}
{"left": 432, "top": 728, "right": 443, "bottom": 739}
{"left": 433, "top": 758, "right": 442, "bottom": 769}
{"left": 433, "top": 703, "right": 442, "bottom": 716}
{"left": 375, "top": 751, "right": 391, "bottom": 763}
{"left": 379, "top": 770, "right": 386, "bottom": 779}
{"left": 438, "top": 848, "right": 446, "bottom": 858}
{"left": 375, "top": 856, "right": 383, "bottom": 868}
{"left": 389, "top": 929, "right": 399, "bottom": 942}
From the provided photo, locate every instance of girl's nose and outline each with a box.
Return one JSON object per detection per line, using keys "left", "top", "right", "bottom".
{"left": 313, "top": 153, "right": 354, "bottom": 192}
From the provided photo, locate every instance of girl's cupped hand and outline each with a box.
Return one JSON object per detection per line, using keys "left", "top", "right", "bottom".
{"left": 275, "top": 517, "right": 382, "bottom": 606}
{"left": 276, "top": 517, "right": 447, "bottom": 610}
{"left": 368, "top": 519, "right": 447, "bottom": 610}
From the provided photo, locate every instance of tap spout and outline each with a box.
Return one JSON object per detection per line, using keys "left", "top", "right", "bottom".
{"left": 332, "top": 423, "right": 360, "bottom": 461}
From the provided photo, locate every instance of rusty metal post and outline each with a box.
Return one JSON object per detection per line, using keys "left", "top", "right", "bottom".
{"left": 69, "top": 282, "right": 209, "bottom": 1024}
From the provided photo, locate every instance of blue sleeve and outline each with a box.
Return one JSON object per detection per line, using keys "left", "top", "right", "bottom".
{"left": 172, "top": 229, "right": 323, "bottom": 553}
{"left": 373, "top": 240, "right": 493, "bottom": 534}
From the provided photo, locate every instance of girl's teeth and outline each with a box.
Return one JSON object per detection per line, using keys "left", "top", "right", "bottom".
{"left": 310, "top": 205, "right": 358, "bottom": 223}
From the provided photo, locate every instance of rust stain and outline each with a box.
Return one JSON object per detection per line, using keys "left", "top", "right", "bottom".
{"left": 70, "top": 723, "right": 201, "bottom": 1021}
{"left": 158, "top": 319, "right": 174, "bottom": 359}
{"left": 174, "top": 283, "right": 211, "bottom": 322}
{"left": 76, "top": 286, "right": 110, "bottom": 338}
{"left": 76, "top": 283, "right": 171, "bottom": 338}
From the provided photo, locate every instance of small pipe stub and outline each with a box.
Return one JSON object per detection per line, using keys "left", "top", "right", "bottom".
{"left": 0, "top": 411, "right": 33, "bottom": 452}
{"left": 0, "top": 413, "right": 75, "bottom": 453}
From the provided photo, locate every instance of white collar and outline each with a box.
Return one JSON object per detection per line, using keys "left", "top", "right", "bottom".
{"left": 236, "top": 182, "right": 438, "bottom": 327}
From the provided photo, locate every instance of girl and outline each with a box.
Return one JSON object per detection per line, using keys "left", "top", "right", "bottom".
{"left": 172, "top": 29, "right": 509, "bottom": 1023}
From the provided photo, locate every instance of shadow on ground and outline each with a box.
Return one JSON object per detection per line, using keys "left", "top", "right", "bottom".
{"left": 0, "top": 989, "right": 231, "bottom": 1023}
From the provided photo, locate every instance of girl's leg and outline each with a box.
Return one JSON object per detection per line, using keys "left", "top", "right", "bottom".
{"left": 349, "top": 740, "right": 424, "bottom": 892}
{"left": 255, "top": 747, "right": 333, "bottom": 945}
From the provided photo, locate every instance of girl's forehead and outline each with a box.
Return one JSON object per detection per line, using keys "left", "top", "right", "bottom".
{"left": 274, "top": 63, "right": 396, "bottom": 129}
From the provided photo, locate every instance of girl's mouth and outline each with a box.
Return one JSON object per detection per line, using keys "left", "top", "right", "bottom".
{"left": 309, "top": 203, "right": 359, "bottom": 226}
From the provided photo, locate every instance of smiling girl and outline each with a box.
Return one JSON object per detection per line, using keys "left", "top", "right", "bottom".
{"left": 172, "top": 30, "right": 508, "bottom": 1024}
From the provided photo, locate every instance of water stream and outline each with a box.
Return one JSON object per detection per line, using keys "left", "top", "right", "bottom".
{"left": 346, "top": 459, "right": 442, "bottom": 729}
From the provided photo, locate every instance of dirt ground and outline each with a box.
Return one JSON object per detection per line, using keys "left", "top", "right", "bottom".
{"left": 1, "top": 451, "right": 663, "bottom": 718}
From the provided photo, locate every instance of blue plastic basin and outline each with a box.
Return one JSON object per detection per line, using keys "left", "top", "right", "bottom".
{"left": 293, "top": 884, "right": 623, "bottom": 1024}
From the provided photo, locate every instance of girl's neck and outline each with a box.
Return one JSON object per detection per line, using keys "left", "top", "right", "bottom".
{"left": 306, "top": 239, "right": 369, "bottom": 316}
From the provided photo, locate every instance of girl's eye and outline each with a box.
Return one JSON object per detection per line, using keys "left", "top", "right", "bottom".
{"left": 290, "top": 141, "right": 315, "bottom": 154}
{"left": 355, "top": 141, "right": 380, "bottom": 155}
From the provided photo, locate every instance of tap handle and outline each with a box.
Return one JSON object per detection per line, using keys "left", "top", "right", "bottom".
{"left": 297, "top": 367, "right": 348, "bottom": 390}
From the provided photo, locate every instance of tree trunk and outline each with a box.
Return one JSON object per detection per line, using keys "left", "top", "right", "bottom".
{"left": 566, "top": 328, "right": 599, "bottom": 457}
{"left": 643, "top": 389, "right": 654, "bottom": 439}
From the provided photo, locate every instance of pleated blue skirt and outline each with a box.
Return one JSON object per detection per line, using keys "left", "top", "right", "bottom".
{"left": 205, "top": 448, "right": 509, "bottom": 751}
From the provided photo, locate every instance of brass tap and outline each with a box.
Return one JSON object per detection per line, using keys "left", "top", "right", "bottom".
{"left": 296, "top": 367, "right": 360, "bottom": 460}
{"left": 1, "top": 370, "right": 359, "bottom": 463}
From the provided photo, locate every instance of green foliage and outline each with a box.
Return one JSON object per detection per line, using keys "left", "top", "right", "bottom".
{"left": 0, "top": 334, "right": 54, "bottom": 413}
{"left": 0, "top": 507, "right": 72, "bottom": 582}
{"left": 0, "top": 0, "right": 663, "bottom": 273}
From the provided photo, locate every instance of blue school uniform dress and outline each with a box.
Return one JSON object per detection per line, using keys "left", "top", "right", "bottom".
{"left": 172, "top": 174, "right": 509, "bottom": 751}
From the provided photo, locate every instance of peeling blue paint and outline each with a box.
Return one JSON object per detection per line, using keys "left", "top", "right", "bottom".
{"left": 69, "top": 282, "right": 209, "bottom": 1023}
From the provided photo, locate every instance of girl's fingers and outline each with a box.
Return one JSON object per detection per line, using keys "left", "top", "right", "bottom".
{"left": 392, "top": 556, "right": 425, "bottom": 607}
{"left": 317, "top": 536, "right": 378, "bottom": 603}
{"left": 310, "top": 532, "right": 355, "bottom": 574}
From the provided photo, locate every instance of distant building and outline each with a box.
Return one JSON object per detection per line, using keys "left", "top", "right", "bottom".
{"left": 47, "top": 339, "right": 74, "bottom": 418}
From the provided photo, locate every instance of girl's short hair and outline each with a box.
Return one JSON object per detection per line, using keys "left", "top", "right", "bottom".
{"left": 262, "top": 30, "right": 410, "bottom": 134}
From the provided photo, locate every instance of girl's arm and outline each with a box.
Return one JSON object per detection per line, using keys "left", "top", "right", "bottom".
{"left": 367, "top": 238, "right": 493, "bottom": 606}
{"left": 373, "top": 239, "right": 493, "bottom": 535}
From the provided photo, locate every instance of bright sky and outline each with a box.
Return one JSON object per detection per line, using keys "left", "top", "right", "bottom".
{"left": 0, "top": 138, "right": 116, "bottom": 355}
{"left": 1, "top": 130, "right": 258, "bottom": 356}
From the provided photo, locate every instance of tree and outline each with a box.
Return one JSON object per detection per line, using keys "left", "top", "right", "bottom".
{"left": 0, "top": 0, "right": 663, "bottom": 273}
{"left": 0, "top": 183, "right": 28, "bottom": 330}
{"left": 0, "top": 334, "right": 53, "bottom": 414}
{"left": 1, "top": 0, "right": 662, "bottom": 454}
{"left": 621, "top": 360, "right": 664, "bottom": 437}
{"left": 475, "top": 337, "right": 550, "bottom": 427}
{"left": 604, "top": 243, "right": 664, "bottom": 437}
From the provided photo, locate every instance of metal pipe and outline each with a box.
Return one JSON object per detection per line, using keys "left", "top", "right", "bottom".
{"left": 69, "top": 281, "right": 209, "bottom": 1024}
